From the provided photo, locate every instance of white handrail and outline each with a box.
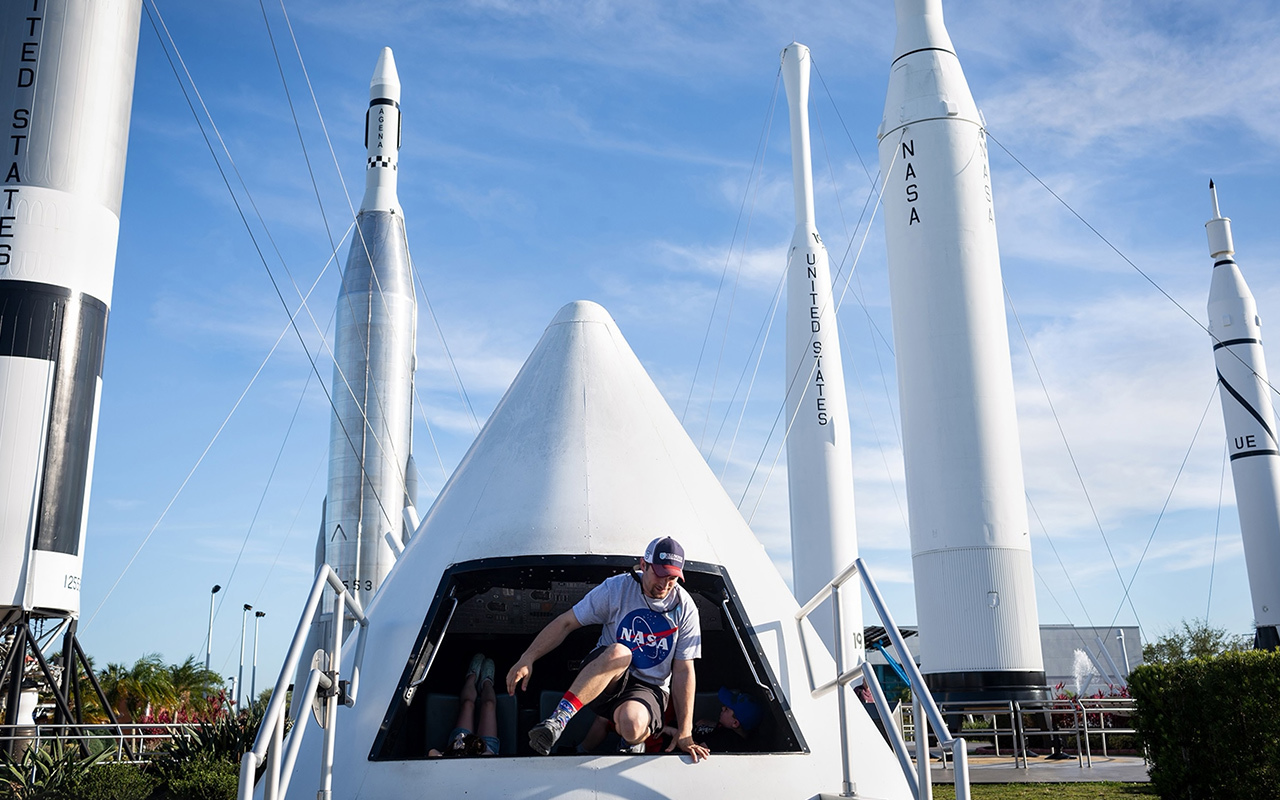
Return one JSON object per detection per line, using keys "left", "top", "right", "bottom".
{"left": 236, "top": 565, "right": 368, "bottom": 800}
{"left": 795, "top": 557, "right": 972, "bottom": 800}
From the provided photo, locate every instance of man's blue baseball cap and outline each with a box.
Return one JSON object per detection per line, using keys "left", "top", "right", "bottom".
{"left": 644, "top": 536, "right": 686, "bottom": 578}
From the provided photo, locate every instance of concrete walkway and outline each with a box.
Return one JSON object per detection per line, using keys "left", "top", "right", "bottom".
{"left": 927, "top": 754, "right": 1150, "bottom": 784}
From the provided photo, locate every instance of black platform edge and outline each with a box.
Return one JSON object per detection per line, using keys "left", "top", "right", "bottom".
{"left": 924, "top": 670, "right": 1051, "bottom": 704}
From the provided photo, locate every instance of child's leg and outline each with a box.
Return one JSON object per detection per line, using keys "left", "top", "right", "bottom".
{"left": 455, "top": 660, "right": 480, "bottom": 731}
{"left": 477, "top": 675, "right": 498, "bottom": 740}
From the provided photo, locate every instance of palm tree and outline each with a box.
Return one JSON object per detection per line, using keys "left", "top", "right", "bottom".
{"left": 97, "top": 654, "right": 175, "bottom": 722}
{"left": 168, "top": 656, "right": 224, "bottom": 720}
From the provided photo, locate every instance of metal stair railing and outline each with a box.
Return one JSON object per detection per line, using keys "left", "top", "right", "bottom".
{"left": 796, "top": 557, "right": 972, "bottom": 800}
{"left": 236, "top": 565, "right": 368, "bottom": 800}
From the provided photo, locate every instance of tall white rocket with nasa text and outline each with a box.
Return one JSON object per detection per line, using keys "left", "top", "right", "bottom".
{"left": 0, "top": 0, "right": 141, "bottom": 624}
{"left": 780, "top": 43, "right": 862, "bottom": 655}
{"left": 318, "top": 47, "right": 418, "bottom": 630}
{"left": 877, "top": 0, "right": 1046, "bottom": 699}
{"left": 1206, "top": 181, "right": 1280, "bottom": 650}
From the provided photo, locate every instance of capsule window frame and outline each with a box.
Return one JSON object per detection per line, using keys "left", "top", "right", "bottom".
{"left": 368, "top": 554, "right": 807, "bottom": 760}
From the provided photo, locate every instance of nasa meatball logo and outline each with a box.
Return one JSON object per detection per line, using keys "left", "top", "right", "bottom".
{"left": 616, "top": 609, "right": 678, "bottom": 669}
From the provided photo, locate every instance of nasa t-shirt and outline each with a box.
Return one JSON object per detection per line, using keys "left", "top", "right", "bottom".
{"left": 572, "top": 573, "right": 702, "bottom": 688}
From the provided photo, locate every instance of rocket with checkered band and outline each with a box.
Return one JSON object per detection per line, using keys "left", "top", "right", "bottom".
{"left": 318, "top": 46, "right": 418, "bottom": 629}
{"left": 1207, "top": 181, "right": 1280, "bottom": 650}
{"left": 779, "top": 42, "right": 862, "bottom": 658}
{"left": 877, "top": 0, "right": 1047, "bottom": 700}
{"left": 361, "top": 47, "right": 401, "bottom": 214}
{"left": 0, "top": 0, "right": 142, "bottom": 621}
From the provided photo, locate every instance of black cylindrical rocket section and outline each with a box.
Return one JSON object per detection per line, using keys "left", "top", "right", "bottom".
{"left": 1207, "top": 182, "right": 1280, "bottom": 651}
{"left": 0, "top": 0, "right": 141, "bottom": 620}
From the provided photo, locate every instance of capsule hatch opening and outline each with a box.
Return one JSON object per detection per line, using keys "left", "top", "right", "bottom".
{"left": 370, "top": 555, "right": 807, "bottom": 759}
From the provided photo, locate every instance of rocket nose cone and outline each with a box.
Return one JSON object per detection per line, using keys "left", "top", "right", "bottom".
{"left": 370, "top": 46, "right": 401, "bottom": 100}
{"left": 892, "top": 0, "right": 955, "bottom": 61}
{"left": 780, "top": 41, "right": 809, "bottom": 65}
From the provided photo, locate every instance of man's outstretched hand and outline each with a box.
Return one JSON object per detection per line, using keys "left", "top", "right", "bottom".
{"left": 506, "top": 660, "right": 533, "bottom": 695}
{"left": 665, "top": 732, "right": 709, "bottom": 763}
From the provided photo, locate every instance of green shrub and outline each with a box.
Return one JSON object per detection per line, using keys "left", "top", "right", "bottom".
{"left": 1130, "top": 648, "right": 1280, "bottom": 799}
{"left": 159, "top": 708, "right": 262, "bottom": 766}
{"left": 0, "top": 741, "right": 110, "bottom": 800}
{"left": 156, "top": 759, "right": 239, "bottom": 800}
{"left": 68, "top": 763, "right": 155, "bottom": 800}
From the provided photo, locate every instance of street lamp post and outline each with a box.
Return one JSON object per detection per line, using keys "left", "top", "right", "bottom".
{"left": 238, "top": 604, "right": 252, "bottom": 708}
{"left": 251, "top": 610, "right": 266, "bottom": 702}
{"left": 205, "top": 585, "right": 221, "bottom": 670}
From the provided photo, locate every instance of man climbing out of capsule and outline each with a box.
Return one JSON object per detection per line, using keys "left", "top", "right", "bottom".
{"left": 506, "top": 537, "right": 709, "bottom": 761}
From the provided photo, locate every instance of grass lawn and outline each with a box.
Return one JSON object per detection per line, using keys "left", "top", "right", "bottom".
{"left": 930, "top": 783, "right": 1158, "bottom": 799}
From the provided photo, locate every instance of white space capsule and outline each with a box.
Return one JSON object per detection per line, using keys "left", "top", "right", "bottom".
{"left": 0, "top": 0, "right": 141, "bottom": 621}
{"left": 322, "top": 47, "right": 417, "bottom": 610}
{"left": 275, "top": 301, "right": 910, "bottom": 799}
{"left": 780, "top": 43, "right": 862, "bottom": 656}
{"left": 877, "top": 0, "right": 1045, "bottom": 699}
{"left": 1206, "top": 181, "right": 1280, "bottom": 650}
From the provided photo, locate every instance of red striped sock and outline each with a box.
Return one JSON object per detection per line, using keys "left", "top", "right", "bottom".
{"left": 550, "top": 691, "right": 583, "bottom": 726}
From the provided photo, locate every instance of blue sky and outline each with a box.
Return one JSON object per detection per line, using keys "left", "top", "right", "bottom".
{"left": 77, "top": 0, "right": 1280, "bottom": 685}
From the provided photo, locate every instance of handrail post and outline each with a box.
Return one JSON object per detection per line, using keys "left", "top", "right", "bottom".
{"left": 1080, "top": 698, "right": 1092, "bottom": 767}
{"left": 319, "top": 591, "right": 343, "bottom": 800}
{"left": 952, "top": 739, "right": 970, "bottom": 800}
{"left": 863, "top": 659, "right": 918, "bottom": 796}
{"left": 831, "top": 582, "right": 854, "bottom": 798}
{"left": 264, "top": 709, "right": 283, "bottom": 800}
{"left": 1099, "top": 700, "right": 1109, "bottom": 758}
{"left": 913, "top": 690, "right": 932, "bottom": 800}
{"left": 1074, "top": 701, "right": 1083, "bottom": 769}
{"left": 1014, "top": 701, "right": 1026, "bottom": 769}
{"left": 236, "top": 752, "right": 257, "bottom": 800}
{"left": 278, "top": 668, "right": 325, "bottom": 800}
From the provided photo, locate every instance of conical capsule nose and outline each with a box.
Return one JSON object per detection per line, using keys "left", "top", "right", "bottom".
{"left": 370, "top": 47, "right": 400, "bottom": 101}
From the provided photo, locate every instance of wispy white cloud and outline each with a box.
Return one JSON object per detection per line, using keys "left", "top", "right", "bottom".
{"left": 977, "top": 0, "right": 1280, "bottom": 154}
{"left": 653, "top": 240, "right": 787, "bottom": 290}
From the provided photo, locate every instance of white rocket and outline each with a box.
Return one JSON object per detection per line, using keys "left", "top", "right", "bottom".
{"left": 1206, "top": 181, "right": 1280, "bottom": 650}
{"left": 319, "top": 47, "right": 417, "bottom": 620}
{"left": 780, "top": 43, "right": 862, "bottom": 656}
{"left": 0, "top": 0, "right": 141, "bottom": 623}
{"left": 877, "top": 0, "right": 1046, "bottom": 699}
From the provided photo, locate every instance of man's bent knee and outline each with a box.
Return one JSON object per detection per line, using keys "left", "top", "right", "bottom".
{"left": 584, "top": 644, "right": 632, "bottom": 678}
{"left": 614, "top": 700, "right": 651, "bottom": 744}
{"left": 600, "top": 643, "right": 631, "bottom": 668}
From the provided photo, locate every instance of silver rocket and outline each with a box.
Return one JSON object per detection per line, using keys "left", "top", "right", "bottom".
{"left": 780, "top": 43, "right": 862, "bottom": 656}
{"left": 0, "top": 0, "right": 142, "bottom": 623}
{"left": 320, "top": 47, "right": 418, "bottom": 615}
{"left": 877, "top": 0, "right": 1046, "bottom": 699}
{"left": 1206, "top": 181, "right": 1280, "bottom": 650}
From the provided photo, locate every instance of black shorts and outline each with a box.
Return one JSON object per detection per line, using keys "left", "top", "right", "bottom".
{"left": 581, "top": 645, "right": 668, "bottom": 737}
